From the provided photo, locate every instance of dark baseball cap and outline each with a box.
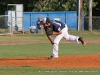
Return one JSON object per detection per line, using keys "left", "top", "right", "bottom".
{"left": 43, "top": 17, "right": 51, "bottom": 23}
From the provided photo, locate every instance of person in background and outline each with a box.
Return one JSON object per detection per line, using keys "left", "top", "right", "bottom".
{"left": 36, "top": 17, "right": 44, "bottom": 34}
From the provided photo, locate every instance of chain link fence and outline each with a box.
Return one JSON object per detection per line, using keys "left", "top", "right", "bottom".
{"left": 0, "top": 15, "right": 100, "bottom": 35}
{"left": 84, "top": 16, "right": 100, "bottom": 30}
{"left": 0, "top": 15, "right": 8, "bottom": 35}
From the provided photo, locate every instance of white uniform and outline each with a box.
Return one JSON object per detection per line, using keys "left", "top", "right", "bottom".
{"left": 51, "top": 20, "right": 79, "bottom": 58}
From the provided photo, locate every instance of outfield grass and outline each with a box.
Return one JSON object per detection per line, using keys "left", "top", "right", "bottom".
{"left": 0, "top": 31, "right": 100, "bottom": 75}
{"left": 0, "top": 30, "right": 100, "bottom": 42}
{"left": 0, "top": 44, "right": 99, "bottom": 58}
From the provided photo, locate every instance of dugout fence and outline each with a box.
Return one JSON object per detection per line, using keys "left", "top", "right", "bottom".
{"left": 84, "top": 16, "right": 100, "bottom": 30}
{"left": 0, "top": 15, "right": 11, "bottom": 35}
{"left": 22, "top": 15, "right": 100, "bottom": 32}
{"left": 0, "top": 15, "right": 100, "bottom": 35}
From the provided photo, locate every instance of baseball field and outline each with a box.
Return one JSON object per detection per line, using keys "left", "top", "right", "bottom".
{"left": 0, "top": 30, "right": 100, "bottom": 75}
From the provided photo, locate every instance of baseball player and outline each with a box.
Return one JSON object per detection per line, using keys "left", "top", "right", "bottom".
{"left": 36, "top": 17, "right": 44, "bottom": 34}
{"left": 43, "top": 17, "right": 86, "bottom": 60}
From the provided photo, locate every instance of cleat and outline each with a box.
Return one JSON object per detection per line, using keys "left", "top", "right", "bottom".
{"left": 78, "top": 37, "right": 86, "bottom": 46}
{"left": 48, "top": 56, "right": 58, "bottom": 60}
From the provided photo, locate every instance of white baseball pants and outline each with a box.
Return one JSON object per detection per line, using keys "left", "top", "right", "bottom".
{"left": 52, "top": 25, "right": 79, "bottom": 58}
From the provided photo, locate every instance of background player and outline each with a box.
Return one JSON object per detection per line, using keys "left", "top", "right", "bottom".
{"left": 36, "top": 17, "right": 44, "bottom": 34}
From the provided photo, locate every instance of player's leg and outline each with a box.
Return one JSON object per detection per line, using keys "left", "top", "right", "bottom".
{"left": 48, "top": 31, "right": 65, "bottom": 59}
{"left": 64, "top": 32, "right": 79, "bottom": 44}
{"left": 63, "top": 26, "right": 86, "bottom": 46}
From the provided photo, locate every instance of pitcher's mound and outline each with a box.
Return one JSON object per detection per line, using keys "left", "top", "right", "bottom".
{"left": 0, "top": 54, "right": 100, "bottom": 68}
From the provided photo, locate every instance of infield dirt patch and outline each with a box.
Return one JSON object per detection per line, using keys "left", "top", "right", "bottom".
{"left": 0, "top": 54, "right": 100, "bottom": 68}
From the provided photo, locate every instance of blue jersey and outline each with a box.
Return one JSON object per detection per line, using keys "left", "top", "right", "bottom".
{"left": 50, "top": 20, "right": 65, "bottom": 32}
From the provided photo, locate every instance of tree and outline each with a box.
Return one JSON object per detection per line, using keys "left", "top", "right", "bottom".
{"left": 83, "top": 0, "right": 98, "bottom": 16}
{"left": 93, "top": 0, "right": 100, "bottom": 16}
{"left": 0, "top": 0, "right": 99, "bottom": 16}
{"left": 32, "top": 0, "right": 98, "bottom": 16}
{"left": 0, "top": 0, "right": 35, "bottom": 14}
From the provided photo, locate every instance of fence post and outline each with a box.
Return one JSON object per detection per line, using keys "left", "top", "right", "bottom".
{"left": 89, "top": 0, "right": 92, "bottom": 32}
{"left": 77, "top": 0, "right": 83, "bottom": 31}
{"left": 10, "top": 12, "right": 13, "bottom": 35}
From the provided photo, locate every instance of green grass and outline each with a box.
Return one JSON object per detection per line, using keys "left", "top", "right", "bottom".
{"left": 0, "top": 30, "right": 100, "bottom": 42}
{"left": 0, "top": 30, "right": 100, "bottom": 75}
{"left": 0, "top": 44, "right": 99, "bottom": 58}
{"left": 0, "top": 67, "right": 100, "bottom": 75}
{"left": 68, "top": 30, "right": 100, "bottom": 40}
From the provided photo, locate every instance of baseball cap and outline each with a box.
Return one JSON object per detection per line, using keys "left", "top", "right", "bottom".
{"left": 43, "top": 17, "right": 51, "bottom": 23}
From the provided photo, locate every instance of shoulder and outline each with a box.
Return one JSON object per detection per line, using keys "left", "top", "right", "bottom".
{"left": 51, "top": 20, "right": 62, "bottom": 26}
{"left": 51, "top": 20, "right": 62, "bottom": 24}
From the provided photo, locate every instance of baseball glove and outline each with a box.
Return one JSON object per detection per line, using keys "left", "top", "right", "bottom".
{"left": 45, "top": 26, "right": 53, "bottom": 36}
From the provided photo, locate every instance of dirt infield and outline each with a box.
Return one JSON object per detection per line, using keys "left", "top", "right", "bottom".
{"left": 0, "top": 54, "right": 100, "bottom": 68}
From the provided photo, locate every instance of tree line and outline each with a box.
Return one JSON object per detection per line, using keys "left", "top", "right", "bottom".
{"left": 0, "top": 0, "right": 100, "bottom": 16}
